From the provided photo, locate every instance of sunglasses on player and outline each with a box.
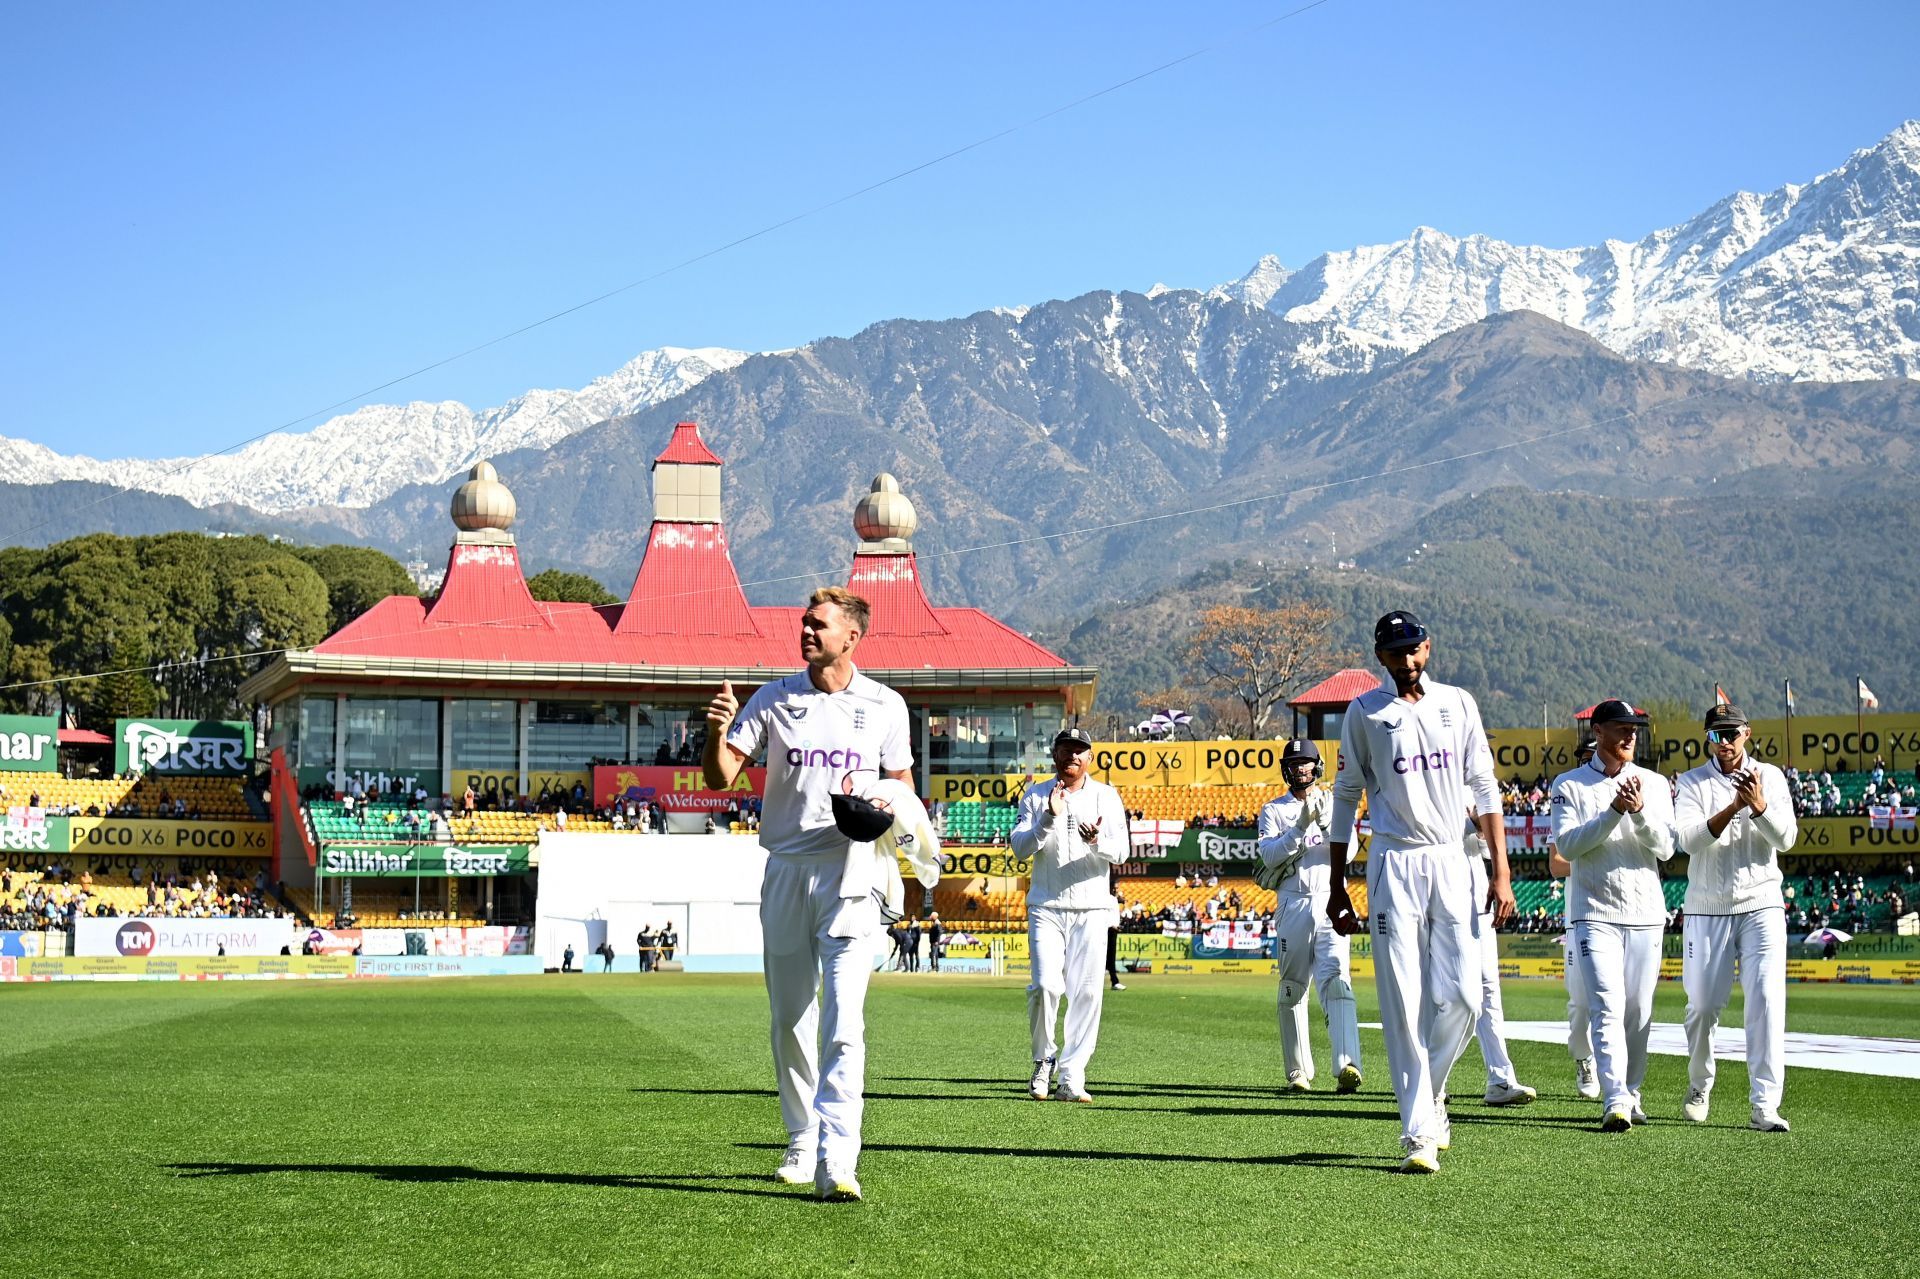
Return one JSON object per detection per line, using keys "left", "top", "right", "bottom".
{"left": 1705, "top": 728, "right": 1744, "bottom": 745}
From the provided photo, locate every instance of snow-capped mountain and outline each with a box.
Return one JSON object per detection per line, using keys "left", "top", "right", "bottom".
{"left": 1221, "top": 119, "right": 1920, "bottom": 383}
{"left": 0, "top": 345, "right": 749, "bottom": 513}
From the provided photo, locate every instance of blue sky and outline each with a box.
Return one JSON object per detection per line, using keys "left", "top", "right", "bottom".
{"left": 5, "top": 0, "right": 1916, "bottom": 460}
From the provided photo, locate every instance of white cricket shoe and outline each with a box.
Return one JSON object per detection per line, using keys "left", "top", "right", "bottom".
{"left": 1574, "top": 1057, "right": 1600, "bottom": 1100}
{"left": 1028, "top": 1057, "right": 1054, "bottom": 1101}
{"left": 1335, "top": 1064, "right": 1364, "bottom": 1094}
{"left": 773, "top": 1143, "right": 813, "bottom": 1185}
{"left": 1750, "top": 1108, "right": 1791, "bottom": 1132}
{"left": 1682, "top": 1087, "right": 1711, "bottom": 1123}
{"left": 1484, "top": 1080, "right": 1537, "bottom": 1107}
{"left": 1629, "top": 1105, "right": 1650, "bottom": 1126}
{"left": 1398, "top": 1137, "right": 1440, "bottom": 1174}
{"left": 1285, "top": 1070, "right": 1312, "bottom": 1093}
{"left": 1600, "top": 1108, "right": 1633, "bottom": 1133}
{"left": 816, "top": 1163, "right": 862, "bottom": 1202}
{"left": 1054, "top": 1077, "right": 1093, "bottom": 1103}
{"left": 1111, "top": 981, "right": 1127, "bottom": 991}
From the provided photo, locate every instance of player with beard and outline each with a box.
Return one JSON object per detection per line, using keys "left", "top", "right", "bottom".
{"left": 1010, "top": 727, "right": 1130, "bottom": 1103}
{"left": 1325, "top": 611, "right": 1514, "bottom": 1174}
{"left": 1674, "top": 703, "right": 1798, "bottom": 1131}
{"left": 1549, "top": 699, "right": 1676, "bottom": 1132}
{"left": 1254, "top": 738, "right": 1363, "bottom": 1094}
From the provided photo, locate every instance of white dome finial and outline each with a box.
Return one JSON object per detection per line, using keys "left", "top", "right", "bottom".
{"left": 854, "top": 473, "right": 917, "bottom": 551}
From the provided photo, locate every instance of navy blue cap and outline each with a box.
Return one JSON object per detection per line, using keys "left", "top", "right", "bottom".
{"left": 1373, "top": 610, "right": 1429, "bottom": 651}
{"left": 1590, "top": 698, "right": 1649, "bottom": 727}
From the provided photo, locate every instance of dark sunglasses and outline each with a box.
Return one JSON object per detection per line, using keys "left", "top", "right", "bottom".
{"left": 1705, "top": 728, "right": 1744, "bottom": 745}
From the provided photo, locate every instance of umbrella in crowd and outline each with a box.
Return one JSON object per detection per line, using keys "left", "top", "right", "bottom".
{"left": 1804, "top": 927, "right": 1853, "bottom": 946}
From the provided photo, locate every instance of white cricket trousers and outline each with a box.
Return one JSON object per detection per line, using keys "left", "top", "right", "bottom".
{"left": 1027, "top": 903, "right": 1110, "bottom": 1087}
{"left": 1272, "top": 893, "right": 1361, "bottom": 1082}
{"left": 1683, "top": 909, "right": 1787, "bottom": 1111}
{"left": 1366, "top": 843, "right": 1479, "bottom": 1147}
{"left": 1573, "top": 920, "right": 1661, "bottom": 1114}
{"left": 1562, "top": 933, "right": 1593, "bottom": 1059}
{"left": 1467, "top": 856, "right": 1518, "bottom": 1088}
{"left": 760, "top": 853, "right": 881, "bottom": 1169}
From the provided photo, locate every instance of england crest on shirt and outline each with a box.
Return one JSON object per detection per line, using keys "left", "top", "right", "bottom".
{"left": 853, "top": 707, "right": 867, "bottom": 731}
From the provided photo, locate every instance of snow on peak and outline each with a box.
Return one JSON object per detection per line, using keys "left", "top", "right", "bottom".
{"left": 0, "top": 345, "right": 752, "bottom": 514}
{"left": 1224, "top": 120, "right": 1920, "bottom": 383}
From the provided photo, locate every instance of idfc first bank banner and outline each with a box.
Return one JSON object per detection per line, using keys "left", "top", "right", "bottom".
{"left": 594, "top": 765, "right": 766, "bottom": 814}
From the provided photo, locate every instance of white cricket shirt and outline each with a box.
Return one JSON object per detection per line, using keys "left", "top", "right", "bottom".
{"left": 1329, "top": 671, "right": 1500, "bottom": 852}
{"left": 1256, "top": 793, "right": 1332, "bottom": 897}
{"left": 725, "top": 668, "right": 913, "bottom": 858}
{"left": 1548, "top": 757, "right": 1676, "bottom": 926}
{"left": 1010, "top": 776, "right": 1130, "bottom": 910}
{"left": 1674, "top": 756, "right": 1796, "bottom": 915}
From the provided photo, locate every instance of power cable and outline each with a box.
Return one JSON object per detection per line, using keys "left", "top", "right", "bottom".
{"left": 0, "top": 0, "right": 1339, "bottom": 547}
{"left": 0, "top": 384, "right": 1711, "bottom": 694}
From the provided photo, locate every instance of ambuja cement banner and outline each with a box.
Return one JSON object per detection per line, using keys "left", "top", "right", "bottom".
{"left": 0, "top": 715, "right": 60, "bottom": 772}
{"left": 115, "top": 719, "right": 253, "bottom": 776}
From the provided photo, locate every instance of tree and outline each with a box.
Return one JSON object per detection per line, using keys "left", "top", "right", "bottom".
{"left": 527, "top": 569, "right": 619, "bottom": 606}
{"left": 95, "top": 633, "right": 159, "bottom": 721}
{"left": 1184, "top": 601, "right": 1342, "bottom": 739}
{"left": 292, "top": 544, "right": 418, "bottom": 634}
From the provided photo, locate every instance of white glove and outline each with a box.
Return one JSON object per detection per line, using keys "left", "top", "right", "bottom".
{"left": 1256, "top": 850, "right": 1305, "bottom": 892}
{"left": 1293, "top": 787, "right": 1331, "bottom": 832}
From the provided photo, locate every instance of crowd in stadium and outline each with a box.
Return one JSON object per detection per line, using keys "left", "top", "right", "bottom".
{"left": 0, "top": 860, "right": 294, "bottom": 930}
{"left": 1785, "top": 759, "right": 1919, "bottom": 816}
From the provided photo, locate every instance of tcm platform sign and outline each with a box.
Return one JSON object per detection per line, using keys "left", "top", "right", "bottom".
{"left": 594, "top": 765, "right": 766, "bottom": 814}
{"left": 74, "top": 916, "right": 298, "bottom": 957}
{"left": 0, "top": 715, "right": 59, "bottom": 772}
{"left": 115, "top": 719, "right": 253, "bottom": 776}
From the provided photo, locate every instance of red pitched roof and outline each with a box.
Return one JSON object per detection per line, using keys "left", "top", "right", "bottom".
{"left": 312, "top": 545, "right": 1069, "bottom": 673}
{"left": 615, "top": 521, "right": 759, "bottom": 637}
{"left": 427, "top": 542, "right": 552, "bottom": 632}
{"left": 307, "top": 418, "right": 1072, "bottom": 675}
{"left": 847, "top": 552, "right": 946, "bottom": 637}
{"left": 1289, "top": 668, "right": 1381, "bottom": 709}
{"left": 655, "top": 421, "right": 723, "bottom": 465}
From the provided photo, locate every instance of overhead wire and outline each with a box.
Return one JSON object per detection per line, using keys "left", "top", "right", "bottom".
{"left": 0, "top": 384, "right": 1716, "bottom": 694}
{"left": 0, "top": 0, "right": 1337, "bottom": 548}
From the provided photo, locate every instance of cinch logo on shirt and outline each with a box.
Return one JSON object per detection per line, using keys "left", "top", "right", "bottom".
{"left": 785, "top": 746, "right": 866, "bottom": 770}
{"left": 1392, "top": 749, "right": 1454, "bottom": 775}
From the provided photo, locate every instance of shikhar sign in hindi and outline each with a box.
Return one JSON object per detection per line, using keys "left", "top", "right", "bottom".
{"left": 0, "top": 715, "right": 59, "bottom": 772}
{"left": 115, "top": 719, "right": 253, "bottom": 776}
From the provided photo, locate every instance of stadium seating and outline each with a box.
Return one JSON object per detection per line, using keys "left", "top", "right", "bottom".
{"left": 307, "top": 801, "right": 538, "bottom": 845}
{"left": 1121, "top": 785, "right": 1285, "bottom": 824}
{"left": 0, "top": 771, "right": 257, "bottom": 819}
{"left": 941, "top": 801, "right": 1017, "bottom": 843}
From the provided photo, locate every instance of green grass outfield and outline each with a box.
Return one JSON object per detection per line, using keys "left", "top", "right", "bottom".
{"left": 4, "top": 974, "right": 1918, "bottom": 1279}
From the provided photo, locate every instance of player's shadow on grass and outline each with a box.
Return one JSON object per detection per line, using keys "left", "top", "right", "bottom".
{"left": 166, "top": 1162, "right": 800, "bottom": 1201}
{"left": 630, "top": 1085, "right": 983, "bottom": 1103}
{"left": 884, "top": 1076, "right": 1285, "bottom": 1101}
{"left": 737, "top": 1141, "right": 1403, "bottom": 1174}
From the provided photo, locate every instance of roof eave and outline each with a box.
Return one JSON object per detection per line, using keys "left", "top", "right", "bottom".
{"left": 239, "top": 651, "right": 1099, "bottom": 704}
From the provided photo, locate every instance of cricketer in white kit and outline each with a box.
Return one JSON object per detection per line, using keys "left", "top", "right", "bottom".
{"left": 1548, "top": 699, "right": 1676, "bottom": 1132}
{"left": 1010, "top": 727, "right": 1130, "bottom": 1103}
{"left": 704, "top": 586, "right": 914, "bottom": 1202}
{"left": 1462, "top": 813, "right": 1538, "bottom": 1106}
{"left": 1254, "top": 737, "right": 1362, "bottom": 1094}
{"left": 1326, "top": 610, "right": 1515, "bottom": 1175}
{"left": 1550, "top": 741, "right": 1600, "bottom": 1100}
{"left": 1673, "top": 702, "right": 1798, "bottom": 1132}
